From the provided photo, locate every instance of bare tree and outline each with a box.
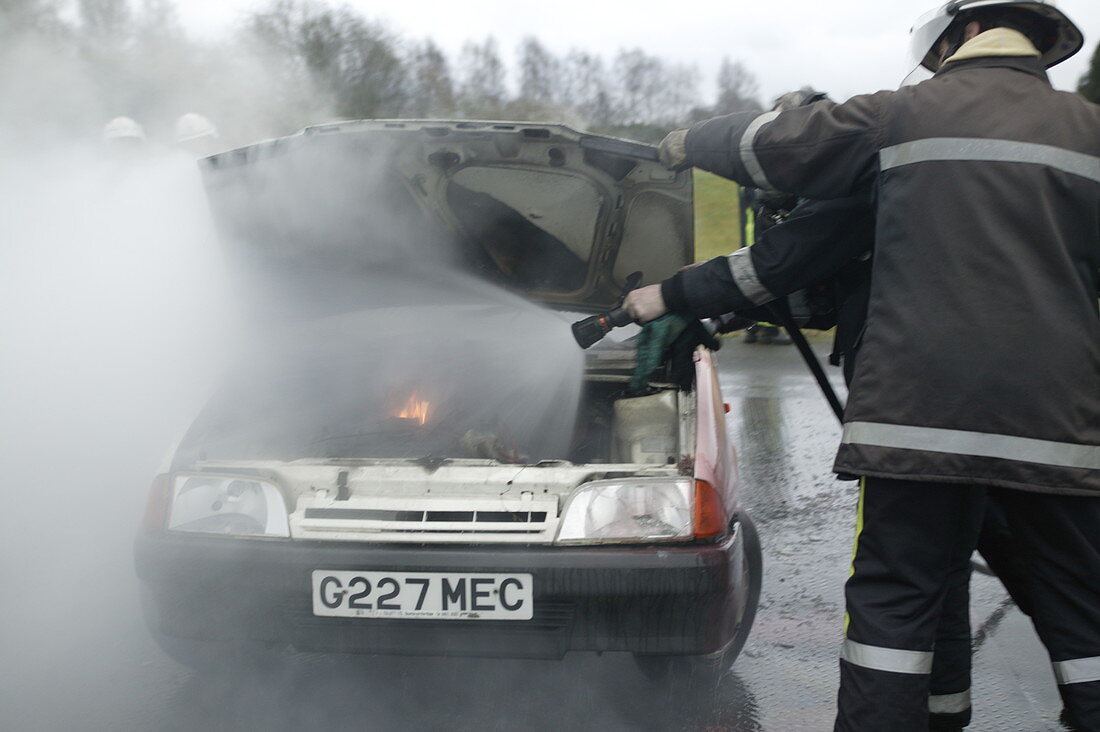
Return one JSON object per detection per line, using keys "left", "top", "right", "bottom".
{"left": 456, "top": 36, "right": 506, "bottom": 117}
{"left": 78, "top": 0, "right": 131, "bottom": 46}
{"left": 611, "top": 48, "right": 699, "bottom": 127}
{"left": 613, "top": 48, "right": 662, "bottom": 124}
{"left": 714, "top": 58, "right": 761, "bottom": 114}
{"left": 562, "top": 50, "right": 613, "bottom": 127}
{"left": 687, "top": 57, "right": 762, "bottom": 123}
{"left": 516, "top": 36, "right": 558, "bottom": 106}
{"left": 407, "top": 39, "right": 455, "bottom": 117}
{"left": 662, "top": 62, "right": 700, "bottom": 124}
{"left": 248, "top": 0, "right": 408, "bottom": 120}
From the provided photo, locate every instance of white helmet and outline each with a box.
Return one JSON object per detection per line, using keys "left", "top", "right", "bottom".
{"left": 102, "top": 116, "right": 146, "bottom": 142}
{"left": 909, "top": 1, "right": 1083, "bottom": 72}
{"left": 174, "top": 113, "right": 219, "bottom": 144}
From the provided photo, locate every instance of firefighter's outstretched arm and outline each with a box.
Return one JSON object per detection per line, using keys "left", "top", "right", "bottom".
{"left": 661, "top": 93, "right": 889, "bottom": 201}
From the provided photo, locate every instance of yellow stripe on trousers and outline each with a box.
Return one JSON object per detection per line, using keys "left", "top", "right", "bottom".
{"left": 844, "top": 477, "right": 866, "bottom": 635}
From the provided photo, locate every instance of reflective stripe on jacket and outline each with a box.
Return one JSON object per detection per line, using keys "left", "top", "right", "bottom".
{"left": 681, "top": 53, "right": 1100, "bottom": 495}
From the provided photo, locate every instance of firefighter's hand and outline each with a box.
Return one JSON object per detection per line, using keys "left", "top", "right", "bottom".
{"left": 623, "top": 285, "right": 668, "bottom": 324}
{"left": 658, "top": 129, "right": 689, "bottom": 170}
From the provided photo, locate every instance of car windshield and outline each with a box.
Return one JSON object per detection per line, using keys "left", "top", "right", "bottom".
{"left": 175, "top": 293, "right": 584, "bottom": 466}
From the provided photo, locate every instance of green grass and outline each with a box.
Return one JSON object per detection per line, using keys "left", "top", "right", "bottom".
{"left": 693, "top": 169, "right": 742, "bottom": 262}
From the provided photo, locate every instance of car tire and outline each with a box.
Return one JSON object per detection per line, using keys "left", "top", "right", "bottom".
{"left": 633, "top": 511, "right": 763, "bottom": 686}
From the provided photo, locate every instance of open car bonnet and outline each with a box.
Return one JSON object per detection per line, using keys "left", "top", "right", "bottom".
{"left": 201, "top": 120, "right": 693, "bottom": 319}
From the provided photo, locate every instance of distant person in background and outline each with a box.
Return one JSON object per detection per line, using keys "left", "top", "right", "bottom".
{"left": 174, "top": 113, "right": 220, "bottom": 158}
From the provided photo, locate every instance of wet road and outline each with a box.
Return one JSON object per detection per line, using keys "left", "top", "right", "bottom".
{"left": 0, "top": 338, "right": 1064, "bottom": 731}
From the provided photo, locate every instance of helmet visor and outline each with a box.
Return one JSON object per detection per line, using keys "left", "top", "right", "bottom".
{"left": 909, "top": 7, "right": 957, "bottom": 71}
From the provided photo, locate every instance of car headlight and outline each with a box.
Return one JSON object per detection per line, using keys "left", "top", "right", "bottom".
{"left": 554, "top": 477, "right": 726, "bottom": 544}
{"left": 165, "top": 474, "right": 290, "bottom": 538}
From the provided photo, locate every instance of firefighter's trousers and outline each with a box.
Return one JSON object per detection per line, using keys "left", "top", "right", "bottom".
{"left": 834, "top": 477, "right": 1100, "bottom": 731}
{"left": 924, "top": 497, "right": 1039, "bottom": 729}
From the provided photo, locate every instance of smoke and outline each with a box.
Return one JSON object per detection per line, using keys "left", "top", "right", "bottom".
{"left": 0, "top": 135, "right": 238, "bottom": 724}
{"left": 0, "top": 11, "right": 585, "bottom": 732}
{"left": 0, "top": 8, "right": 315, "bottom": 729}
{"left": 184, "top": 129, "right": 586, "bottom": 466}
{"left": 0, "top": 142, "right": 584, "bottom": 732}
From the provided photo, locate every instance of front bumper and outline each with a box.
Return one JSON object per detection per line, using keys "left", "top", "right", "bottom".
{"left": 134, "top": 519, "right": 748, "bottom": 660}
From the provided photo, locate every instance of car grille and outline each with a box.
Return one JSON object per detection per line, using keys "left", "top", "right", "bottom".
{"left": 292, "top": 497, "right": 561, "bottom": 543}
{"left": 303, "top": 508, "right": 548, "bottom": 528}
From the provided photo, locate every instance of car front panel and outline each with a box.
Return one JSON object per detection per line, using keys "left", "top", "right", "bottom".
{"left": 135, "top": 519, "right": 748, "bottom": 660}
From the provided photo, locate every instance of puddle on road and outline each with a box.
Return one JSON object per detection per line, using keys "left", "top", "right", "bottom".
{"left": 718, "top": 343, "right": 853, "bottom": 731}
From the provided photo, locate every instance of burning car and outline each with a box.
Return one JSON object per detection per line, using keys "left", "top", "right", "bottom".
{"left": 134, "top": 120, "right": 761, "bottom": 680}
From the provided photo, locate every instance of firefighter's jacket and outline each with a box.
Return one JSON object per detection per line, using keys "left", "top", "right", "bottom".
{"left": 669, "top": 34, "right": 1100, "bottom": 495}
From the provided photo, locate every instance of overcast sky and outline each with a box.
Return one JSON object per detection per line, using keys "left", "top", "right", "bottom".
{"left": 177, "top": 0, "right": 1098, "bottom": 103}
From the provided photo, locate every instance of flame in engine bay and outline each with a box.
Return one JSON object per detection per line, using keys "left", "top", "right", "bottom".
{"left": 394, "top": 392, "right": 431, "bottom": 426}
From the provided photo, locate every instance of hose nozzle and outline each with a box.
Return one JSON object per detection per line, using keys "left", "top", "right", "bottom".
{"left": 571, "top": 306, "right": 634, "bottom": 349}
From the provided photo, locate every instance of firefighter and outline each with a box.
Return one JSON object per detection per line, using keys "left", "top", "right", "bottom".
{"left": 687, "top": 186, "right": 1033, "bottom": 729}
{"left": 101, "top": 116, "right": 146, "bottom": 157}
{"left": 174, "top": 113, "right": 220, "bottom": 158}
{"left": 624, "top": 2, "right": 1099, "bottom": 729}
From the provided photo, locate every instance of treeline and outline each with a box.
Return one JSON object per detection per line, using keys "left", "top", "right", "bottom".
{"left": 8, "top": 0, "right": 1094, "bottom": 150}
{"left": 0, "top": 0, "right": 763, "bottom": 148}
{"left": 1078, "top": 42, "right": 1100, "bottom": 104}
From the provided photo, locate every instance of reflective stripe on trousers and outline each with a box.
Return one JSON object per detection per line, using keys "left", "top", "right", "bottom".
{"left": 1054, "top": 656, "right": 1100, "bottom": 685}
{"left": 928, "top": 689, "right": 971, "bottom": 714}
{"left": 841, "top": 639, "right": 934, "bottom": 675}
{"left": 843, "top": 480, "right": 866, "bottom": 636}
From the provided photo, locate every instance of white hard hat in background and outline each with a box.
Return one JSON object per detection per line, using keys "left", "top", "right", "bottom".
{"left": 174, "top": 113, "right": 219, "bottom": 145}
{"left": 103, "top": 116, "right": 146, "bottom": 142}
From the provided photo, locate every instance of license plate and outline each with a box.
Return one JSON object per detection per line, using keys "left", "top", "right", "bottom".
{"left": 311, "top": 571, "right": 533, "bottom": 620}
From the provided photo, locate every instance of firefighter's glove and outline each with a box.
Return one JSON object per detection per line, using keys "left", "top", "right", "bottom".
{"left": 658, "top": 129, "right": 690, "bottom": 171}
{"left": 623, "top": 284, "right": 668, "bottom": 323}
{"left": 629, "top": 313, "right": 689, "bottom": 393}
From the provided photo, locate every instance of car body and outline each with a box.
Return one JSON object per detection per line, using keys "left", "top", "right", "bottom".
{"left": 134, "top": 120, "right": 760, "bottom": 672}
